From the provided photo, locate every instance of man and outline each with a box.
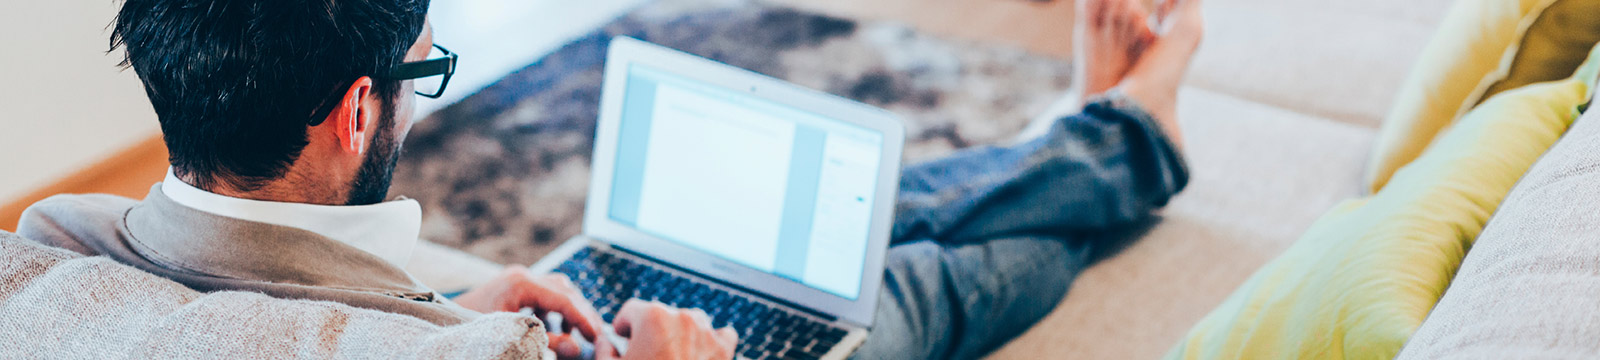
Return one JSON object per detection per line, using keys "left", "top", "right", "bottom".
{"left": 18, "top": 0, "right": 1202, "bottom": 359}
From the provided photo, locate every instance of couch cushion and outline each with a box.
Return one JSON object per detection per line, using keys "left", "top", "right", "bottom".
{"left": 1164, "top": 45, "right": 1599, "bottom": 359}
{"left": 0, "top": 231, "right": 549, "bottom": 359}
{"left": 1184, "top": 0, "right": 1453, "bottom": 129}
{"left": 406, "top": 239, "right": 505, "bottom": 293}
{"left": 1395, "top": 58, "right": 1600, "bottom": 360}
{"left": 987, "top": 87, "right": 1375, "bottom": 359}
{"left": 1480, "top": 0, "right": 1600, "bottom": 98}
{"left": 1364, "top": 0, "right": 1600, "bottom": 193}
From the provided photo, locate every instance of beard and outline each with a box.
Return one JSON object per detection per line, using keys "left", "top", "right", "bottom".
{"left": 345, "top": 103, "right": 403, "bottom": 206}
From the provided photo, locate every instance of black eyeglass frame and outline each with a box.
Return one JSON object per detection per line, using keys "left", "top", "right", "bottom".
{"left": 379, "top": 44, "right": 457, "bottom": 99}
{"left": 305, "top": 44, "right": 458, "bottom": 125}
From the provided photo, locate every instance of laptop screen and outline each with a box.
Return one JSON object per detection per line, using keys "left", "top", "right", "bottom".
{"left": 606, "top": 64, "right": 884, "bottom": 300}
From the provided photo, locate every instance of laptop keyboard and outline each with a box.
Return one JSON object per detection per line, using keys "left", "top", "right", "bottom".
{"left": 553, "top": 247, "right": 851, "bottom": 360}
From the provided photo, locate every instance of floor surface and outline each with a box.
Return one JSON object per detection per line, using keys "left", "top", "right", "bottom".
{"left": 420, "top": 0, "right": 1077, "bottom": 119}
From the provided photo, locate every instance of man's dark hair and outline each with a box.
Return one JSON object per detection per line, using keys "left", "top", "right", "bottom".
{"left": 110, "top": 0, "right": 430, "bottom": 191}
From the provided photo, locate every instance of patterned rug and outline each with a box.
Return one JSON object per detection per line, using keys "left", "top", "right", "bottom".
{"left": 391, "top": 0, "right": 1076, "bottom": 265}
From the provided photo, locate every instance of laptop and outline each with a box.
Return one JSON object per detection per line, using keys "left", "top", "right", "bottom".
{"left": 528, "top": 37, "right": 906, "bottom": 360}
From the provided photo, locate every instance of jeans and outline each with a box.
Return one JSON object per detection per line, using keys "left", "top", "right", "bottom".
{"left": 850, "top": 94, "right": 1190, "bottom": 360}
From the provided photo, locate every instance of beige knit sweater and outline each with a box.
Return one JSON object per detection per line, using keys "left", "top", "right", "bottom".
{"left": 0, "top": 231, "right": 548, "bottom": 358}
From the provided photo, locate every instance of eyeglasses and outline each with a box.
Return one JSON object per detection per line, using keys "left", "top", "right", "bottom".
{"left": 379, "top": 44, "right": 457, "bottom": 98}
{"left": 306, "top": 44, "right": 458, "bottom": 125}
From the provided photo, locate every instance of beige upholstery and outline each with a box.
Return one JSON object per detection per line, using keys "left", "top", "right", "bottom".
{"left": 1395, "top": 82, "right": 1600, "bottom": 359}
{"left": 417, "top": 86, "right": 1384, "bottom": 360}
{"left": 0, "top": 0, "right": 1468, "bottom": 357}
{"left": 990, "top": 87, "right": 1376, "bottom": 359}
{"left": 1186, "top": 0, "right": 1457, "bottom": 128}
{"left": 990, "top": 0, "right": 1459, "bottom": 357}
{"left": 407, "top": 239, "right": 506, "bottom": 294}
{"left": 403, "top": 0, "right": 1465, "bottom": 358}
{"left": 398, "top": 0, "right": 1466, "bottom": 358}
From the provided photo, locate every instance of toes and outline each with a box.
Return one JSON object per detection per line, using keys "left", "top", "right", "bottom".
{"left": 1108, "top": 0, "right": 1128, "bottom": 31}
{"left": 1082, "top": 0, "right": 1108, "bottom": 29}
{"left": 1084, "top": 0, "right": 1136, "bottom": 31}
{"left": 1107, "top": 0, "right": 1152, "bottom": 37}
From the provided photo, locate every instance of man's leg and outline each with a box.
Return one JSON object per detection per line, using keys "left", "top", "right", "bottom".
{"left": 852, "top": 92, "right": 1189, "bottom": 359}
{"left": 851, "top": 235, "right": 1092, "bottom": 360}
{"left": 851, "top": 100, "right": 1182, "bottom": 359}
{"left": 850, "top": 0, "right": 1205, "bottom": 358}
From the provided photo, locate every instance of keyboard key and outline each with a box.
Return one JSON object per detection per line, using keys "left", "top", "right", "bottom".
{"left": 784, "top": 352, "right": 820, "bottom": 360}
{"left": 560, "top": 247, "right": 854, "bottom": 360}
{"left": 798, "top": 323, "right": 820, "bottom": 338}
{"left": 773, "top": 329, "right": 797, "bottom": 343}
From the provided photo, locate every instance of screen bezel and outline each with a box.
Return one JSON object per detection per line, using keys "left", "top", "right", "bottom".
{"left": 585, "top": 37, "right": 905, "bottom": 327}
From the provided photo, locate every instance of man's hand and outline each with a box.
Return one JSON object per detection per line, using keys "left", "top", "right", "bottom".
{"left": 453, "top": 266, "right": 606, "bottom": 359}
{"left": 600, "top": 299, "right": 738, "bottom": 360}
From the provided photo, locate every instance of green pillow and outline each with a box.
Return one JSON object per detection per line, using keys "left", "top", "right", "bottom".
{"left": 1165, "top": 44, "right": 1600, "bottom": 360}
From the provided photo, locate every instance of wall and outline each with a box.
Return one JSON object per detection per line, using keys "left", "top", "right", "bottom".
{"left": 0, "top": 0, "right": 647, "bottom": 211}
{"left": 0, "top": 1, "right": 162, "bottom": 206}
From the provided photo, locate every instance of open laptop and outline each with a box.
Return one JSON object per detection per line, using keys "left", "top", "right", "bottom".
{"left": 528, "top": 37, "right": 906, "bottom": 360}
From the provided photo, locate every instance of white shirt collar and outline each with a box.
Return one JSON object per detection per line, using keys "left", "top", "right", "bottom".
{"left": 160, "top": 168, "right": 422, "bottom": 267}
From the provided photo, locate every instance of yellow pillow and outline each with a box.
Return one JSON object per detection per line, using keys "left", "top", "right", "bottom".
{"left": 1166, "top": 44, "right": 1600, "bottom": 360}
{"left": 1481, "top": 0, "right": 1600, "bottom": 99}
{"left": 1365, "top": 0, "right": 1568, "bottom": 193}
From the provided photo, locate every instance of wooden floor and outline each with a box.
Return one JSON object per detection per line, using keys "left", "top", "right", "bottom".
{"left": 0, "top": 136, "right": 168, "bottom": 231}
{"left": 0, "top": 0, "right": 1079, "bottom": 232}
{"left": 771, "top": 0, "right": 1077, "bottom": 59}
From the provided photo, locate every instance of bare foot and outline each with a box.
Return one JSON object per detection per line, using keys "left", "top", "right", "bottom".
{"left": 1119, "top": 0, "right": 1204, "bottom": 148}
{"left": 1076, "top": 0, "right": 1158, "bottom": 99}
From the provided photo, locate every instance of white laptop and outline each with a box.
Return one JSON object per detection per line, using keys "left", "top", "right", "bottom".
{"left": 529, "top": 37, "right": 906, "bottom": 360}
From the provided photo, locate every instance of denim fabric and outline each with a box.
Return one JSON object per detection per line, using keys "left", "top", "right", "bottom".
{"left": 851, "top": 93, "right": 1190, "bottom": 360}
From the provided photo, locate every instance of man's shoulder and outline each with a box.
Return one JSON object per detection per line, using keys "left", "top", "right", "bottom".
{"left": 24, "top": 193, "right": 140, "bottom": 215}
{"left": 17, "top": 193, "right": 141, "bottom": 256}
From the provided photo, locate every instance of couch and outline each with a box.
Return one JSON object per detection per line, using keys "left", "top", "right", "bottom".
{"left": 411, "top": 0, "right": 1468, "bottom": 358}
{"left": 1, "top": 0, "right": 1469, "bottom": 358}
{"left": 400, "top": 0, "right": 1468, "bottom": 358}
{"left": 988, "top": 0, "right": 1459, "bottom": 358}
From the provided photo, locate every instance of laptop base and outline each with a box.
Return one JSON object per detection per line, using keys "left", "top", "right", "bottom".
{"left": 531, "top": 236, "right": 868, "bottom": 360}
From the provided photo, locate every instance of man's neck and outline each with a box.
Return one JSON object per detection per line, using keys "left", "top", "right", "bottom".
{"left": 181, "top": 168, "right": 350, "bottom": 206}
{"left": 160, "top": 168, "right": 423, "bottom": 267}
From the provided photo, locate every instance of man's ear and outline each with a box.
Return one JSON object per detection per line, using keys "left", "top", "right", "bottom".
{"left": 329, "top": 77, "right": 375, "bottom": 155}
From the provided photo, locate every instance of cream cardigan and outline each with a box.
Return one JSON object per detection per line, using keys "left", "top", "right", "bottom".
{"left": 0, "top": 230, "right": 548, "bottom": 358}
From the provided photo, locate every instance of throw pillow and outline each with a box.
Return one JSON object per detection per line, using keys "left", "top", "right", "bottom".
{"left": 1480, "top": 0, "right": 1600, "bottom": 98}
{"left": 1395, "top": 51, "right": 1600, "bottom": 360}
{"left": 1166, "top": 43, "right": 1600, "bottom": 360}
{"left": 1363, "top": 0, "right": 1600, "bottom": 193}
